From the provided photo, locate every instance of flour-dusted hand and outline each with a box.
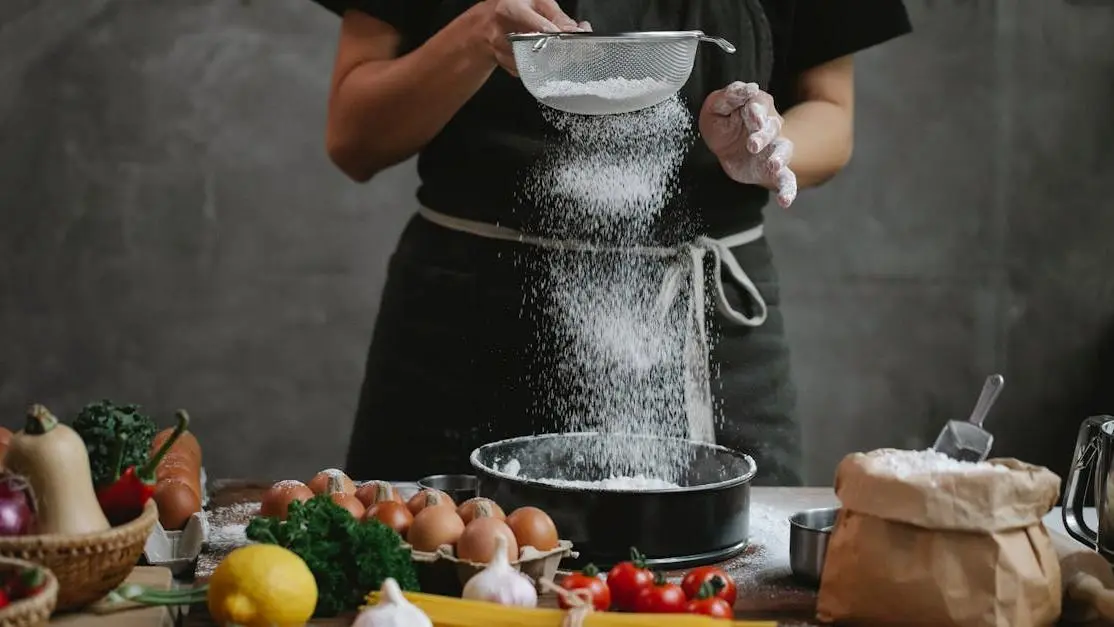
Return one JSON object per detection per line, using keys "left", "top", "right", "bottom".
{"left": 483, "top": 0, "right": 590, "bottom": 76}
{"left": 700, "top": 82, "right": 797, "bottom": 208}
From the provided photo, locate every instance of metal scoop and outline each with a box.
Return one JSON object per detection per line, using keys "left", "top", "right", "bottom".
{"left": 932, "top": 374, "right": 1005, "bottom": 462}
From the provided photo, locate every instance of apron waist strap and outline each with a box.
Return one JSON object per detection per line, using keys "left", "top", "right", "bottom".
{"left": 416, "top": 206, "right": 769, "bottom": 328}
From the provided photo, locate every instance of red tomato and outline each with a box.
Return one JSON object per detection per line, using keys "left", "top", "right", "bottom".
{"left": 559, "top": 564, "right": 611, "bottom": 611}
{"left": 681, "top": 566, "right": 737, "bottom": 605}
{"left": 633, "top": 578, "right": 687, "bottom": 614}
{"left": 606, "top": 549, "right": 654, "bottom": 610}
{"left": 687, "top": 596, "right": 734, "bottom": 619}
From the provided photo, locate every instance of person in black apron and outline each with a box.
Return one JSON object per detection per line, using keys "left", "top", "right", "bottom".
{"left": 314, "top": 0, "right": 911, "bottom": 485}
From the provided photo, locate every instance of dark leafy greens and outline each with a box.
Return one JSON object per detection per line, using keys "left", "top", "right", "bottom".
{"left": 72, "top": 400, "right": 158, "bottom": 486}
{"left": 246, "top": 495, "right": 418, "bottom": 617}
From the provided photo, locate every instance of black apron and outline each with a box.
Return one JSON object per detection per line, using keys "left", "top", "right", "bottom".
{"left": 344, "top": 0, "right": 802, "bottom": 487}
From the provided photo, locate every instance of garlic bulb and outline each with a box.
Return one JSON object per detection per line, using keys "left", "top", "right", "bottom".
{"left": 461, "top": 533, "right": 538, "bottom": 607}
{"left": 352, "top": 578, "right": 432, "bottom": 627}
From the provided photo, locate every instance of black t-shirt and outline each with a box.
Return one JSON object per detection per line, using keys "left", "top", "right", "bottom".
{"left": 315, "top": 0, "right": 911, "bottom": 239}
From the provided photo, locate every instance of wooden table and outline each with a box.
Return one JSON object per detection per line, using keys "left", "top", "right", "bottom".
{"left": 182, "top": 481, "right": 835, "bottom": 626}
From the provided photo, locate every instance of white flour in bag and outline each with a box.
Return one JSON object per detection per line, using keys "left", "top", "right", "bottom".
{"left": 866, "top": 449, "right": 1010, "bottom": 479}
{"left": 521, "top": 95, "right": 701, "bottom": 484}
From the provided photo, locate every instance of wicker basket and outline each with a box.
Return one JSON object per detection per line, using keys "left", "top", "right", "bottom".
{"left": 0, "top": 501, "right": 158, "bottom": 611}
{"left": 0, "top": 557, "right": 58, "bottom": 627}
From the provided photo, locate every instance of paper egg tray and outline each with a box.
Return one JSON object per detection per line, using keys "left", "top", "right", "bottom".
{"left": 405, "top": 540, "right": 577, "bottom": 596}
{"left": 143, "top": 466, "right": 210, "bottom": 575}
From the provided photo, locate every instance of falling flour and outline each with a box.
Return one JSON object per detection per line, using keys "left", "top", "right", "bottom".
{"left": 866, "top": 449, "right": 1010, "bottom": 479}
{"left": 521, "top": 95, "right": 699, "bottom": 479}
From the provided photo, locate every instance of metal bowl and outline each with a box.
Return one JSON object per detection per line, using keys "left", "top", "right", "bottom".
{"left": 417, "top": 474, "right": 478, "bottom": 505}
{"left": 788, "top": 507, "right": 840, "bottom": 586}
{"left": 469, "top": 432, "right": 757, "bottom": 569}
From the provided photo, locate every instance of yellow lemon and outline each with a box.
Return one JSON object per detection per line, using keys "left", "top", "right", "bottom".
{"left": 207, "top": 544, "right": 317, "bottom": 627}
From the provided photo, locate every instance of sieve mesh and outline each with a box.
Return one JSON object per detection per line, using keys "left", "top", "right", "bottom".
{"left": 509, "top": 31, "right": 736, "bottom": 116}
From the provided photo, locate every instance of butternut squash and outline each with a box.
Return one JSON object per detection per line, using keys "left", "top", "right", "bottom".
{"left": 6, "top": 404, "right": 110, "bottom": 535}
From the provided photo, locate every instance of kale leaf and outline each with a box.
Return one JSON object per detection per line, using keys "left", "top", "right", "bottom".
{"left": 72, "top": 400, "right": 158, "bottom": 486}
{"left": 245, "top": 495, "right": 419, "bottom": 617}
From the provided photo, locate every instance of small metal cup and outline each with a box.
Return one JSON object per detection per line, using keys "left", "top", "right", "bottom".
{"left": 417, "top": 474, "right": 478, "bottom": 504}
{"left": 788, "top": 507, "right": 840, "bottom": 586}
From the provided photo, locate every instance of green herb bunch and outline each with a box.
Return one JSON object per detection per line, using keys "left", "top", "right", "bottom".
{"left": 72, "top": 400, "right": 158, "bottom": 486}
{"left": 245, "top": 495, "right": 419, "bottom": 617}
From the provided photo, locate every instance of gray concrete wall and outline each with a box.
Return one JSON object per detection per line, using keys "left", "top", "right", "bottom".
{"left": 1, "top": 0, "right": 1111, "bottom": 486}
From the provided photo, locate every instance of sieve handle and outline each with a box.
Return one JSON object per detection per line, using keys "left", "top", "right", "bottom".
{"left": 699, "top": 36, "right": 736, "bottom": 54}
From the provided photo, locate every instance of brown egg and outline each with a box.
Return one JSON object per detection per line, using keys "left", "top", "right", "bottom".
{"left": 406, "top": 489, "right": 454, "bottom": 516}
{"left": 260, "top": 480, "right": 314, "bottom": 520}
{"left": 457, "top": 497, "right": 505, "bottom": 525}
{"left": 355, "top": 480, "right": 403, "bottom": 508}
{"left": 506, "top": 506, "right": 560, "bottom": 551}
{"left": 456, "top": 517, "right": 519, "bottom": 564}
{"left": 406, "top": 505, "right": 465, "bottom": 552}
{"left": 365, "top": 501, "right": 414, "bottom": 535}
{"left": 154, "top": 479, "right": 201, "bottom": 530}
{"left": 331, "top": 492, "right": 365, "bottom": 519}
{"left": 308, "top": 469, "right": 356, "bottom": 496}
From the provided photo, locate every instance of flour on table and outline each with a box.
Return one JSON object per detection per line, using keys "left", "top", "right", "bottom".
{"left": 720, "top": 501, "right": 794, "bottom": 595}
{"left": 195, "top": 501, "right": 260, "bottom": 578}
{"left": 866, "top": 449, "right": 1009, "bottom": 479}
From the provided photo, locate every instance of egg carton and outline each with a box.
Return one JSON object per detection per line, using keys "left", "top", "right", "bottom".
{"left": 404, "top": 540, "right": 577, "bottom": 595}
{"left": 142, "top": 466, "right": 210, "bottom": 575}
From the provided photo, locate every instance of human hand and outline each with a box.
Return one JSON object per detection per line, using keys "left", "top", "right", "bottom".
{"left": 483, "top": 0, "right": 590, "bottom": 76}
{"left": 699, "top": 82, "right": 797, "bottom": 208}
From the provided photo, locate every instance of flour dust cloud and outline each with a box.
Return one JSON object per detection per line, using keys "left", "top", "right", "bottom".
{"left": 520, "top": 95, "right": 701, "bottom": 484}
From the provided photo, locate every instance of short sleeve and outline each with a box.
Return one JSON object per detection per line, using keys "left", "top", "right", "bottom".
{"left": 787, "top": 0, "right": 912, "bottom": 73}
{"left": 308, "top": 0, "right": 434, "bottom": 41}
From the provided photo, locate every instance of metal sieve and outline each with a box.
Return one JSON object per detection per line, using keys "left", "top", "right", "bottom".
{"left": 508, "top": 31, "right": 736, "bottom": 116}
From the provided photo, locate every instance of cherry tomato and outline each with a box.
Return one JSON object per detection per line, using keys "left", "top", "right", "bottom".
{"left": 687, "top": 596, "right": 734, "bottom": 619}
{"left": 559, "top": 564, "right": 611, "bottom": 611}
{"left": 633, "top": 575, "right": 687, "bottom": 614}
{"left": 606, "top": 548, "right": 654, "bottom": 610}
{"left": 681, "top": 566, "right": 737, "bottom": 605}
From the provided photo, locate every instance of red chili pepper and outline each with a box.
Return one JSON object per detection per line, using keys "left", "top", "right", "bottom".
{"left": 96, "top": 411, "right": 190, "bottom": 525}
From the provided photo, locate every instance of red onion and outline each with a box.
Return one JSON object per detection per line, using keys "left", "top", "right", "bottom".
{"left": 0, "top": 475, "right": 35, "bottom": 536}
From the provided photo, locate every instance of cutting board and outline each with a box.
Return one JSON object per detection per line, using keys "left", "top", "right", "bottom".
{"left": 51, "top": 567, "right": 175, "bottom": 627}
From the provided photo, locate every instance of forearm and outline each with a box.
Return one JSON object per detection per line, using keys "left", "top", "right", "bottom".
{"left": 779, "top": 100, "right": 853, "bottom": 189}
{"left": 327, "top": 6, "right": 497, "bottom": 181}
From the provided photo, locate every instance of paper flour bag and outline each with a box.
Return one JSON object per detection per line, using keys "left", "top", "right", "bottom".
{"left": 816, "top": 449, "right": 1062, "bottom": 627}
